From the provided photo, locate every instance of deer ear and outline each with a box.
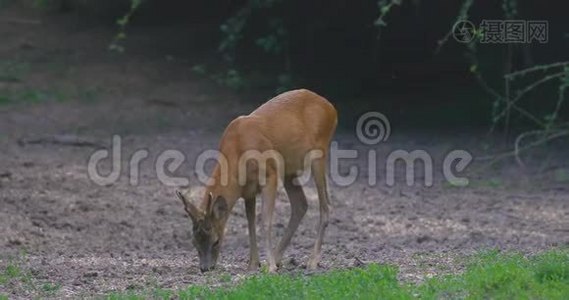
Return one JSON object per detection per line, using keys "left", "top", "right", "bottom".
{"left": 212, "top": 195, "right": 228, "bottom": 219}
{"left": 176, "top": 189, "right": 201, "bottom": 222}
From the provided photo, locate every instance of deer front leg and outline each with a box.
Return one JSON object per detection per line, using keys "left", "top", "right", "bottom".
{"left": 260, "top": 173, "right": 278, "bottom": 273}
{"left": 244, "top": 197, "right": 260, "bottom": 271}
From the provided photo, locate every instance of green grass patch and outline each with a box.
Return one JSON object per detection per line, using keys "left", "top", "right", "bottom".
{"left": 0, "top": 88, "right": 66, "bottom": 105}
{"left": 178, "top": 264, "right": 405, "bottom": 300}
{"left": 105, "top": 249, "right": 569, "bottom": 300}
{"left": 469, "top": 178, "right": 504, "bottom": 189}
{"left": 41, "top": 282, "right": 61, "bottom": 295}
{"left": 418, "top": 250, "right": 569, "bottom": 299}
{"left": 0, "top": 60, "right": 30, "bottom": 82}
{"left": 554, "top": 169, "right": 569, "bottom": 183}
{"left": 0, "top": 85, "right": 105, "bottom": 106}
{"left": 0, "top": 262, "right": 23, "bottom": 284}
{"left": 0, "top": 259, "right": 60, "bottom": 298}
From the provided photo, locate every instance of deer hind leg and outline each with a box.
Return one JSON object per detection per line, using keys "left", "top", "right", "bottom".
{"left": 260, "top": 171, "right": 278, "bottom": 273}
{"left": 308, "top": 157, "right": 330, "bottom": 270}
{"left": 274, "top": 175, "right": 308, "bottom": 266}
{"left": 244, "top": 196, "right": 260, "bottom": 271}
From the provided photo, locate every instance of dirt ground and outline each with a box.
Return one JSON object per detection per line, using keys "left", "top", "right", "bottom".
{"left": 1, "top": 6, "right": 568, "bottom": 299}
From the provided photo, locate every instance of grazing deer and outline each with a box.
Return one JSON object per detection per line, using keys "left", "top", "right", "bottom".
{"left": 176, "top": 89, "right": 337, "bottom": 273}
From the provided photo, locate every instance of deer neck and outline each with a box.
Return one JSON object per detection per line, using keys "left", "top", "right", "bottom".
{"left": 203, "top": 163, "right": 242, "bottom": 212}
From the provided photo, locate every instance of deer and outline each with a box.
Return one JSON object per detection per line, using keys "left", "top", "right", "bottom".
{"left": 175, "top": 89, "right": 337, "bottom": 273}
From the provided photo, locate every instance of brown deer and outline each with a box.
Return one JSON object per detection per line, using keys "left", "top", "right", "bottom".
{"left": 176, "top": 89, "right": 337, "bottom": 273}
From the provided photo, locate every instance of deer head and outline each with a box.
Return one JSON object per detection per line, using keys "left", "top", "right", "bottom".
{"left": 176, "top": 190, "right": 229, "bottom": 272}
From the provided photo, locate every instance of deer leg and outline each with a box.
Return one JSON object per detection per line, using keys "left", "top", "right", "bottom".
{"left": 245, "top": 196, "right": 260, "bottom": 271}
{"left": 308, "top": 157, "right": 330, "bottom": 270}
{"left": 260, "top": 172, "right": 278, "bottom": 273}
{"left": 274, "top": 175, "right": 308, "bottom": 266}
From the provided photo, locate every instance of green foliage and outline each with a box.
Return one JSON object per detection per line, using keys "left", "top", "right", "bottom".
{"left": 432, "top": 0, "right": 569, "bottom": 159}
{"left": 0, "top": 57, "right": 105, "bottom": 106}
{"left": 0, "top": 60, "right": 30, "bottom": 82}
{"left": 554, "top": 168, "right": 569, "bottom": 183}
{"left": 212, "top": 69, "right": 247, "bottom": 90}
{"left": 32, "top": 0, "right": 52, "bottom": 9}
{"left": 215, "top": 0, "right": 293, "bottom": 92}
{"left": 532, "top": 251, "right": 569, "bottom": 283}
{"left": 0, "top": 260, "right": 36, "bottom": 293}
{"left": 0, "top": 88, "right": 68, "bottom": 105}
{"left": 41, "top": 282, "right": 61, "bottom": 295}
{"left": 468, "top": 178, "right": 504, "bottom": 189}
{"left": 105, "top": 250, "right": 569, "bottom": 300}
{"left": 418, "top": 250, "right": 569, "bottom": 299}
{"left": 218, "top": 6, "right": 252, "bottom": 62}
{"left": 192, "top": 65, "right": 248, "bottom": 90}
{"left": 109, "top": 0, "right": 144, "bottom": 53}
{"left": 255, "top": 18, "right": 288, "bottom": 55}
{"left": 496, "top": 62, "right": 569, "bottom": 131}
{"left": 0, "top": 85, "right": 104, "bottom": 106}
{"left": 192, "top": 63, "right": 294, "bottom": 93}
{"left": 191, "top": 64, "right": 207, "bottom": 76}
{"left": 0, "top": 263, "right": 22, "bottom": 283}
{"left": 111, "top": 264, "right": 408, "bottom": 300}
{"left": 502, "top": 0, "right": 519, "bottom": 19}
{"left": 218, "top": 0, "right": 287, "bottom": 62}
{"left": 0, "top": 94, "right": 9, "bottom": 105}
{"left": 374, "top": 0, "right": 403, "bottom": 28}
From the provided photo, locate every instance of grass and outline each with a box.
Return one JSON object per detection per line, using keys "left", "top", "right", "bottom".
{"left": 0, "top": 58, "right": 105, "bottom": 106}
{"left": 0, "top": 85, "right": 104, "bottom": 106}
{"left": 105, "top": 249, "right": 569, "bottom": 300}
{"left": 0, "top": 259, "right": 61, "bottom": 298}
{"left": 417, "top": 250, "right": 569, "bottom": 299}
{"left": 468, "top": 178, "right": 504, "bottom": 189}
{"left": 555, "top": 169, "right": 569, "bottom": 183}
{"left": 0, "top": 60, "right": 30, "bottom": 82}
{"left": 0, "top": 262, "right": 23, "bottom": 285}
{"left": 3, "top": 88, "right": 64, "bottom": 104}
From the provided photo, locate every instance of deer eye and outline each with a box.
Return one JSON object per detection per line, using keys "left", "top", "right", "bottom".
{"left": 212, "top": 240, "right": 220, "bottom": 248}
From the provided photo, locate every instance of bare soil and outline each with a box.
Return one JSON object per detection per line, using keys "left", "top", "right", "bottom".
{"left": 1, "top": 5, "right": 568, "bottom": 299}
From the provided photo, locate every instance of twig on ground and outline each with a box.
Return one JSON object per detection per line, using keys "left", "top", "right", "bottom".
{"left": 0, "top": 18, "right": 42, "bottom": 25}
{"left": 17, "top": 135, "right": 104, "bottom": 148}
